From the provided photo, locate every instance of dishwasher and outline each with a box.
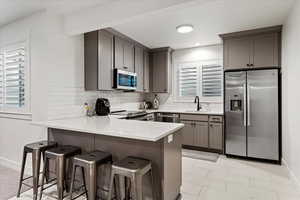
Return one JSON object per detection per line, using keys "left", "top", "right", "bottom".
{"left": 155, "top": 113, "right": 180, "bottom": 123}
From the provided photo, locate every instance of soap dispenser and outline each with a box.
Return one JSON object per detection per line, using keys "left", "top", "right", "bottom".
{"left": 153, "top": 94, "right": 160, "bottom": 110}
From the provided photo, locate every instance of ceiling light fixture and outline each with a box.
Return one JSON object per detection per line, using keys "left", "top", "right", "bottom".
{"left": 195, "top": 43, "right": 200, "bottom": 46}
{"left": 176, "top": 24, "right": 194, "bottom": 34}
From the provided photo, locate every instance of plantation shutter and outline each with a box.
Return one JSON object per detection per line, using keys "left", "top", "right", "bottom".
{"left": 202, "top": 64, "right": 222, "bottom": 97}
{"left": 178, "top": 65, "right": 198, "bottom": 97}
{"left": 0, "top": 53, "right": 3, "bottom": 106}
{"left": 3, "top": 46, "right": 25, "bottom": 107}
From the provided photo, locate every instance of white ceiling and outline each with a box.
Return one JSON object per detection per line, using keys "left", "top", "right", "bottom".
{"left": 0, "top": 0, "right": 118, "bottom": 27}
{"left": 112, "top": 0, "right": 295, "bottom": 49}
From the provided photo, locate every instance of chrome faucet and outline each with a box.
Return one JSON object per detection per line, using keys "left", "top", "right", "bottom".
{"left": 194, "top": 96, "right": 201, "bottom": 111}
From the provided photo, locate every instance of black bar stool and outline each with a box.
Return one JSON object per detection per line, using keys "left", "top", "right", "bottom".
{"left": 69, "top": 150, "right": 113, "bottom": 200}
{"left": 108, "top": 156, "right": 154, "bottom": 200}
{"left": 17, "top": 140, "right": 57, "bottom": 200}
{"left": 39, "top": 145, "right": 81, "bottom": 200}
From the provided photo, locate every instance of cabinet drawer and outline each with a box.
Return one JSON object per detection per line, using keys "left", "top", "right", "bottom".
{"left": 180, "top": 114, "right": 208, "bottom": 122}
{"left": 209, "top": 115, "right": 223, "bottom": 123}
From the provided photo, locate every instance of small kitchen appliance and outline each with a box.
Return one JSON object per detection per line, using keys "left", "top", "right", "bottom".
{"left": 95, "top": 98, "right": 110, "bottom": 116}
{"left": 113, "top": 69, "right": 137, "bottom": 90}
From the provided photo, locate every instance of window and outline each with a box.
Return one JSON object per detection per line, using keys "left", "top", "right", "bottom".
{"left": 175, "top": 61, "right": 223, "bottom": 102}
{"left": 202, "top": 64, "right": 222, "bottom": 97}
{"left": 0, "top": 42, "right": 29, "bottom": 114}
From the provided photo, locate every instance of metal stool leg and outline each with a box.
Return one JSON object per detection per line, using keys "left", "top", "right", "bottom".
{"left": 130, "top": 174, "right": 143, "bottom": 200}
{"left": 56, "top": 157, "right": 65, "bottom": 200}
{"left": 69, "top": 164, "right": 77, "bottom": 200}
{"left": 39, "top": 157, "right": 48, "bottom": 200}
{"left": 32, "top": 149, "right": 41, "bottom": 200}
{"left": 107, "top": 170, "right": 115, "bottom": 200}
{"left": 81, "top": 167, "right": 88, "bottom": 199}
{"left": 17, "top": 148, "right": 27, "bottom": 197}
{"left": 87, "top": 164, "right": 97, "bottom": 200}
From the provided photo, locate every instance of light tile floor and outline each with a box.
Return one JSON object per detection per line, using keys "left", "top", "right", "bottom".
{"left": 182, "top": 155, "right": 300, "bottom": 200}
{"left": 8, "top": 156, "right": 300, "bottom": 200}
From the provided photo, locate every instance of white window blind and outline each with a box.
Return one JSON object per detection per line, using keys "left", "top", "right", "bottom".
{"left": 178, "top": 64, "right": 199, "bottom": 97}
{"left": 0, "top": 45, "right": 26, "bottom": 108}
{"left": 202, "top": 64, "right": 222, "bottom": 97}
{"left": 0, "top": 53, "right": 4, "bottom": 107}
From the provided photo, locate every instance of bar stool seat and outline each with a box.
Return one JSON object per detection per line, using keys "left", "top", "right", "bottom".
{"left": 39, "top": 145, "right": 81, "bottom": 200}
{"left": 17, "top": 140, "right": 57, "bottom": 200}
{"left": 69, "top": 150, "right": 113, "bottom": 200}
{"left": 108, "top": 156, "right": 154, "bottom": 200}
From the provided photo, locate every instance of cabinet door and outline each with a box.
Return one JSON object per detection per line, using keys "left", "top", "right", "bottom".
{"left": 224, "top": 37, "right": 252, "bottom": 70}
{"left": 181, "top": 120, "right": 195, "bottom": 146}
{"left": 151, "top": 51, "right": 168, "bottom": 93}
{"left": 252, "top": 33, "right": 279, "bottom": 68}
{"left": 123, "top": 39, "right": 135, "bottom": 72}
{"left": 84, "top": 31, "right": 98, "bottom": 90}
{"left": 194, "top": 122, "right": 209, "bottom": 148}
{"left": 135, "top": 45, "right": 144, "bottom": 92}
{"left": 98, "top": 30, "right": 113, "bottom": 90}
{"left": 143, "top": 50, "right": 150, "bottom": 92}
{"left": 209, "top": 122, "right": 223, "bottom": 150}
{"left": 114, "top": 36, "right": 124, "bottom": 70}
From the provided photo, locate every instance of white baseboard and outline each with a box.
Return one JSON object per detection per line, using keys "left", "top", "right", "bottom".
{"left": 0, "top": 156, "right": 31, "bottom": 175}
{"left": 282, "top": 158, "right": 300, "bottom": 188}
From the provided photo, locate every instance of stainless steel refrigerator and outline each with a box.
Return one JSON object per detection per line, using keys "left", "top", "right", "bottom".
{"left": 224, "top": 68, "right": 281, "bottom": 163}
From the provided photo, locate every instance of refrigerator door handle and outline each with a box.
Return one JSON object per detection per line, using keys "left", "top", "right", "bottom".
{"left": 243, "top": 83, "right": 247, "bottom": 127}
{"left": 247, "top": 85, "right": 251, "bottom": 126}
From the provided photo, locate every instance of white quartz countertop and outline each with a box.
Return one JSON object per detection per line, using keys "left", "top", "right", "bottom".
{"left": 32, "top": 116, "right": 184, "bottom": 142}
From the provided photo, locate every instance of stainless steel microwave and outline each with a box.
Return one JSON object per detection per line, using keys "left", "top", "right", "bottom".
{"left": 113, "top": 69, "right": 137, "bottom": 90}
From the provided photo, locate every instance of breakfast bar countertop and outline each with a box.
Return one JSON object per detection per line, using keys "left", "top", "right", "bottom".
{"left": 32, "top": 116, "right": 184, "bottom": 142}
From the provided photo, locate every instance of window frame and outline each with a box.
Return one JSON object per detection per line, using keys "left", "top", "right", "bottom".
{"left": 173, "top": 59, "right": 223, "bottom": 103}
{"left": 0, "top": 40, "right": 31, "bottom": 115}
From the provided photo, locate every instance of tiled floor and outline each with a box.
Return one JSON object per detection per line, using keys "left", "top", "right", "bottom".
{"left": 182, "top": 155, "right": 300, "bottom": 200}
{"left": 6, "top": 155, "right": 300, "bottom": 200}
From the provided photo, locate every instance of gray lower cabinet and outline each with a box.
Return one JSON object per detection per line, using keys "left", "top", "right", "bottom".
{"left": 181, "top": 114, "right": 223, "bottom": 151}
{"left": 209, "top": 122, "right": 223, "bottom": 150}
{"left": 84, "top": 29, "right": 113, "bottom": 91}
{"left": 181, "top": 120, "right": 194, "bottom": 146}
{"left": 194, "top": 122, "right": 209, "bottom": 148}
{"left": 114, "top": 36, "right": 134, "bottom": 72}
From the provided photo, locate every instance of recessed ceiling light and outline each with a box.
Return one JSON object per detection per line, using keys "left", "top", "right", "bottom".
{"left": 176, "top": 24, "right": 194, "bottom": 34}
{"left": 195, "top": 43, "right": 200, "bottom": 46}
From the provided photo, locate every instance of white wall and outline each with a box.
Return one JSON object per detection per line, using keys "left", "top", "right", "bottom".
{"left": 0, "top": 11, "right": 144, "bottom": 170}
{"left": 282, "top": 0, "right": 300, "bottom": 185}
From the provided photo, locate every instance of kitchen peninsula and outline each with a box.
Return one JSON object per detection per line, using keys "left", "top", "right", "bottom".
{"left": 33, "top": 115, "right": 184, "bottom": 200}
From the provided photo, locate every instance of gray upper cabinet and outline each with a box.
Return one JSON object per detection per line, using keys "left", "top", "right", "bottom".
{"left": 150, "top": 48, "right": 171, "bottom": 93}
{"left": 252, "top": 33, "right": 279, "bottom": 67}
{"left": 221, "top": 26, "right": 282, "bottom": 70}
{"left": 113, "top": 36, "right": 134, "bottom": 72}
{"left": 143, "top": 50, "right": 150, "bottom": 92}
{"left": 134, "top": 45, "right": 144, "bottom": 92}
{"left": 84, "top": 30, "right": 113, "bottom": 91}
{"left": 224, "top": 37, "right": 252, "bottom": 69}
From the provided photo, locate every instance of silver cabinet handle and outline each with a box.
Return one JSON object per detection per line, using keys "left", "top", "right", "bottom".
{"left": 243, "top": 83, "right": 247, "bottom": 127}
{"left": 247, "top": 85, "right": 251, "bottom": 126}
